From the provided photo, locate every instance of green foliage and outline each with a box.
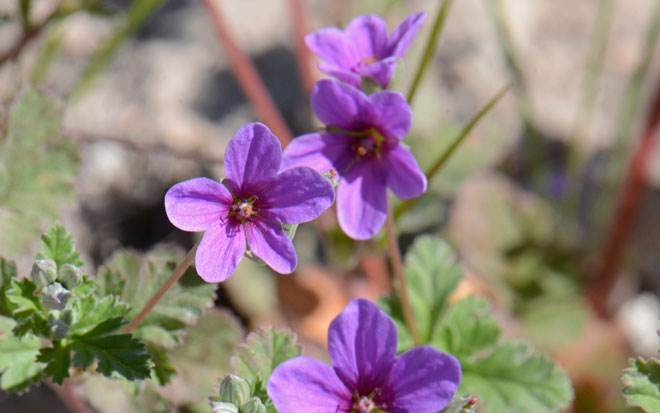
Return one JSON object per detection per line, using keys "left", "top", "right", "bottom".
{"left": 0, "top": 316, "right": 44, "bottom": 391}
{"left": 623, "top": 356, "right": 660, "bottom": 412}
{"left": 382, "top": 236, "right": 573, "bottom": 413}
{"left": 96, "top": 246, "right": 216, "bottom": 384}
{"left": 37, "top": 222, "right": 84, "bottom": 269}
{"left": 0, "top": 89, "right": 79, "bottom": 257}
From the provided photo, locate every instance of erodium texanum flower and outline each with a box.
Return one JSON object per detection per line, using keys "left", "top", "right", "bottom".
{"left": 306, "top": 13, "right": 426, "bottom": 89}
{"left": 164, "top": 122, "right": 335, "bottom": 282}
{"left": 280, "top": 79, "right": 426, "bottom": 240}
{"left": 267, "top": 298, "right": 461, "bottom": 413}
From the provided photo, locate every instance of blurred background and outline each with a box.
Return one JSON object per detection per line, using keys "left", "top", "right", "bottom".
{"left": 1, "top": 0, "right": 660, "bottom": 411}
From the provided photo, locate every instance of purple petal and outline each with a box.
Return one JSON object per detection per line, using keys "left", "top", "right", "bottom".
{"left": 280, "top": 132, "right": 353, "bottom": 175}
{"left": 305, "top": 28, "right": 358, "bottom": 69}
{"left": 345, "top": 15, "right": 389, "bottom": 60}
{"left": 384, "top": 145, "right": 427, "bottom": 200}
{"left": 311, "top": 79, "right": 372, "bottom": 131}
{"left": 360, "top": 57, "right": 397, "bottom": 89}
{"left": 336, "top": 160, "right": 387, "bottom": 240}
{"left": 267, "top": 357, "right": 353, "bottom": 413}
{"left": 224, "top": 122, "right": 282, "bottom": 192}
{"left": 164, "top": 177, "right": 232, "bottom": 232}
{"left": 380, "top": 346, "right": 461, "bottom": 413}
{"left": 328, "top": 298, "right": 398, "bottom": 395}
{"left": 257, "top": 167, "right": 335, "bottom": 224}
{"left": 387, "top": 12, "right": 427, "bottom": 57}
{"left": 318, "top": 62, "right": 362, "bottom": 89}
{"left": 370, "top": 90, "right": 411, "bottom": 140}
{"left": 245, "top": 218, "right": 297, "bottom": 274}
{"left": 195, "top": 220, "right": 245, "bottom": 282}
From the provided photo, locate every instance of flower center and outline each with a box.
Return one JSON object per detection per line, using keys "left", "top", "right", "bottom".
{"left": 231, "top": 197, "right": 258, "bottom": 221}
{"left": 351, "top": 390, "right": 387, "bottom": 413}
{"left": 352, "top": 129, "right": 384, "bottom": 159}
{"left": 362, "top": 55, "right": 377, "bottom": 65}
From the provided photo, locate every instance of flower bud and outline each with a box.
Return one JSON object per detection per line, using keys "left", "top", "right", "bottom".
{"left": 41, "top": 282, "right": 72, "bottom": 310}
{"left": 240, "top": 398, "right": 266, "bottom": 413}
{"left": 218, "top": 374, "right": 250, "bottom": 407}
{"left": 58, "top": 263, "right": 83, "bottom": 288}
{"left": 210, "top": 401, "right": 239, "bottom": 413}
{"left": 30, "top": 259, "right": 57, "bottom": 287}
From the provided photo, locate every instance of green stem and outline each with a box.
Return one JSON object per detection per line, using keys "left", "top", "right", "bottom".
{"left": 122, "top": 242, "right": 198, "bottom": 333}
{"left": 385, "top": 200, "right": 420, "bottom": 346}
{"left": 395, "top": 84, "right": 511, "bottom": 219}
{"left": 407, "top": 0, "right": 453, "bottom": 104}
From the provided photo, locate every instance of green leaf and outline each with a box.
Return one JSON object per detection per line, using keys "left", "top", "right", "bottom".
{"left": 433, "top": 296, "right": 500, "bottom": 359}
{"left": 231, "top": 327, "right": 301, "bottom": 390}
{"left": 380, "top": 236, "right": 462, "bottom": 349}
{"left": 36, "top": 222, "right": 83, "bottom": 269}
{"left": 37, "top": 342, "right": 71, "bottom": 384}
{"left": 0, "top": 258, "right": 18, "bottom": 317}
{"left": 70, "top": 333, "right": 151, "bottom": 380}
{"left": 0, "top": 316, "right": 45, "bottom": 391}
{"left": 69, "top": 294, "right": 129, "bottom": 337}
{"left": 0, "top": 88, "right": 79, "bottom": 257}
{"left": 460, "top": 342, "right": 573, "bottom": 413}
{"left": 6, "top": 278, "right": 49, "bottom": 337}
{"left": 623, "top": 357, "right": 660, "bottom": 412}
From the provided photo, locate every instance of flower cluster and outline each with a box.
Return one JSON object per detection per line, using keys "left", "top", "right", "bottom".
{"left": 267, "top": 298, "right": 461, "bottom": 413}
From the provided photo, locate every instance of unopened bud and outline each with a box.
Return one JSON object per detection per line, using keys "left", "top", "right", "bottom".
{"left": 41, "top": 282, "right": 72, "bottom": 310}
{"left": 58, "top": 263, "right": 82, "bottom": 288}
{"left": 240, "top": 398, "right": 266, "bottom": 413}
{"left": 211, "top": 401, "right": 239, "bottom": 413}
{"left": 30, "top": 259, "right": 57, "bottom": 287}
{"left": 218, "top": 374, "right": 250, "bottom": 407}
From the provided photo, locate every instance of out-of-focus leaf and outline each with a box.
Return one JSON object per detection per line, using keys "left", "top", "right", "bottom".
{"left": 380, "top": 235, "right": 462, "bottom": 350}
{"left": 0, "top": 316, "right": 44, "bottom": 391}
{"left": 439, "top": 394, "right": 478, "bottom": 413}
{"left": 0, "top": 89, "right": 78, "bottom": 257}
{"left": 0, "top": 258, "right": 18, "bottom": 317}
{"left": 623, "top": 357, "right": 660, "bottom": 412}
{"left": 231, "top": 327, "right": 301, "bottom": 392}
{"left": 460, "top": 343, "right": 573, "bottom": 413}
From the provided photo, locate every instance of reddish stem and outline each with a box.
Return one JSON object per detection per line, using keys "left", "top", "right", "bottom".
{"left": 200, "top": 0, "right": 293, "bottom": 146}
{"left": 288, "top": 0, "right": 317, "bottom": 95}
{"left": 588, "top": 73, "right": 660, "bottom": 317}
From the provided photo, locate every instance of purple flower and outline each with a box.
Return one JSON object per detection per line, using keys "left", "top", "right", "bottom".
{"left": 281, "top": 79, "right": 427, "bottom": 239}
{"left": 306, "top": 13, "right": 426, "bottom": 89}
{"left": 267, "top": 298, "right": 461, "bottom": 413}
{"left": 164, "top": 122, "right": 335, "bottom": 282}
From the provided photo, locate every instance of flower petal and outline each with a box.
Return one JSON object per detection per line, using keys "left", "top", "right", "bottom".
{"left": 311, "top": 79, "right": 372, "bottom": 131}
{"left": 195, "top": 220, "right": 245, "bottom": 283}
{"left": 267, "top": 357, "right": 353, "bottom": 413}
{"left": 370, "top": 90, "right": 411, "bottom": 140}
{"left": 360, "top": 57, "right": 397, "bottom": 89}
{"left": 305, "top": 28, "right": 358, "bottom": 69}
{"left": 345, "top": 14, "right": 389, "bottom": 59}
{"left": 380, "top": 346, "right": 461, "bottom": 413}
{"left": 336, "top": 160, "right": 387, "bottom": 240}
{"left": 317, "top": 62, "right": 362, "bottom": 89}
{"left": 224, "top": 122, "right": 282, "bottom": 192}
{"left": 280, "top": 132, "right": 352, "bottom": 174}
{"left": 384, "top": 145, "right": 427, "bottom": 200}
{"left": 258, "top": 167, "right": 335, "bottom": 224}
{"left": 387, "top": 12, "right": 427, "bottom": 57}
{"left": 164, "top": 177, "right": 232, "bottom": 232}
{"left": 328, "top": 298, "right": 398, "bottom": 395}
{"left": 245, "top": 218, "right": 297, "bottom": 274}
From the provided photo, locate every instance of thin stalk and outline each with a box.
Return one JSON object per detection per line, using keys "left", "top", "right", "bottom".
{"left": 588, "top": 71, "right": 660, "bottom": 318}
{"left": 395, "top": 84, "right": 511, "bottom": 219}
{"left": 385, "top": 200, "right": 420, "bottom": 346}
{"left": 122, "top": 243, "right": 198, "bottom": 333}
{"left": 0, "top": 6, "right": 59, "bottom": 66}
{"left": 288, "top": 0, "right": 317, "bottom": 95}
{"left": 200, "top": 0, "right": 293, "bottom": 146}
{"left": 407, "top": 0, "right": 453, "bottom": 104}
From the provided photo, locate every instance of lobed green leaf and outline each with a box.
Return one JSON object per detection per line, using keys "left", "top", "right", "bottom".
{"left": 0, "top": 316, "right": 45, "bottom": 391}
{"left": 623, "top": 357, "right": 660, "bottom": 412}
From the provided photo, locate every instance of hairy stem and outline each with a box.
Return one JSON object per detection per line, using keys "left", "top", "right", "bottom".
{"left": 122, "top": 243, "right": 198, "bottom": 333}
{"left": 385, "top": 200, "right": 420, "bottom": 346}
{"left": 200, "top": 0, "right": 293, "bottom": 146}
{"left": 407, "top": 0, "right": 453, "bottom": 104}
